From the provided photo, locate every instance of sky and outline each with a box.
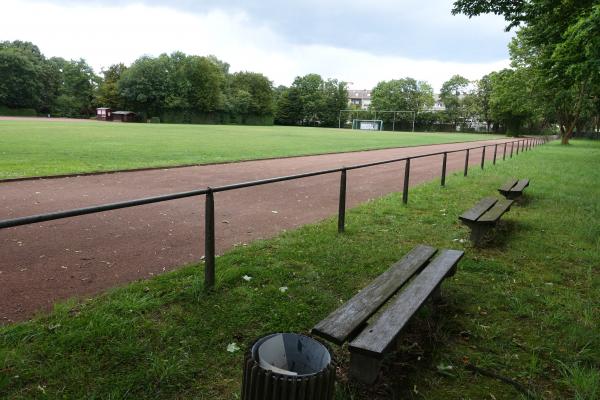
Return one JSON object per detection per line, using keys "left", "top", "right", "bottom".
{"left": 0, "top": 0, "right": 513, "bottom": 91}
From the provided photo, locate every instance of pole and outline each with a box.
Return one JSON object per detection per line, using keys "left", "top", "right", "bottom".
{"left": 503, "top": 143, "right": 507, "bottom": 161}
{"left": 412, "top": 112, "right": 416, "bottom": 132}
{"left": 204, "top": 188, "right": 215, "bottom": 290}
{"left": 392, "top": 112, "right": 396, "bottom": 132}
{"left": 338, "top": 169, "right": 347, "bottom": 233}
{"left": 510, "top": 142, "right": 514, "bottom": 158}
{"left": 402, "top": 158, "right": 410, "bottom": 204}
{"left": 481, "top": 146, "right": 486, "bottom": 169}
{"left": 493, "top": 144, "right": 497, "bottom": 165}
{"left": 441, "top": 152, "right": 447, "bottom": 186}
{"left": 464, "top": 149, "right": 470, "bottom": 176}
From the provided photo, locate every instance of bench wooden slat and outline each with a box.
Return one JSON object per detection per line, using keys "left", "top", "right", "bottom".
{"left": 477, "top": 199, "right": 514, "bottom": 223}
{"left": 348, "top": 249, "right": 464, "bottom": 358}
{"left": 311, "top": 245, "right": 437, "bottom": 345}
{"left": 498, "top": 178, "right": 518, "bottom": 193}
{"left": 511, "top": 179, "right": 529, "bottom": 193}
{"left": 458, "top": 197, "right": 497, "bottom": 222}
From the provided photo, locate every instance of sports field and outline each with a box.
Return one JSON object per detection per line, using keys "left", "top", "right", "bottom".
{"left": 1, "top": 140, "right": 597, "bottom": 399}
{"left": 0, "top": 120, "right": 503, "bottom": 179}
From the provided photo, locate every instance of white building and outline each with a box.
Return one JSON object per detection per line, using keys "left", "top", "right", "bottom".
{"left": 347, "top": 89, "right": 372, "bottom": 110}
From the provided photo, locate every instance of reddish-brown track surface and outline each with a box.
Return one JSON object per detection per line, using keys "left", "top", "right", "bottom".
{"left": 1, "top": 138, "right": 521, "bottom": 323}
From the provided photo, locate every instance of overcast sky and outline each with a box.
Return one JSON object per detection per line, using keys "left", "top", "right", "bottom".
{"left": 1, "top": 0, "right": 512, "bottom": 91}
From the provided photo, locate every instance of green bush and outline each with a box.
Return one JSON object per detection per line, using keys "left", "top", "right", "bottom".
{"left": 160, "top": 110, "right": 273, "bottom": 126}
{"left": 0, "top": 106, "right": 37, "bottom": 117}
{"left": 149, "top": 117, "right": 161, "bottom": 124}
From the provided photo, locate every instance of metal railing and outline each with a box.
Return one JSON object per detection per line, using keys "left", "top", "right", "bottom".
{"left": 0, "top": 136, "right": 550, "bottom": 289}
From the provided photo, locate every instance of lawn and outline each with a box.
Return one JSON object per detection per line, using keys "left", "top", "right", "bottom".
{"left": 1, "top": 140, "right": 598, "bottom": 399}
{"left": 0, "top": 120, "right": 503, "bottom": 179}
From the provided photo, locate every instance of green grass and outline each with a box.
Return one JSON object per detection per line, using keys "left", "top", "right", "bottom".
{"left": 0, "top": 121, "right": 503, "bottom": 179}
{"left": 1, "top": 140, "right": 598, "bottom": 399}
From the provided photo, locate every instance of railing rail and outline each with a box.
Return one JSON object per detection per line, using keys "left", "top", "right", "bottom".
{"left": 0, "top": 136, "right": 550, "bottom": 288}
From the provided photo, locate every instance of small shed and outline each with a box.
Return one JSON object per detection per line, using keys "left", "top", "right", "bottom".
{"left": 112, "top": 111, "right": 136, "bottom": 122}
{"left": 96, "top": 107, "right": 112, "bottom": 121}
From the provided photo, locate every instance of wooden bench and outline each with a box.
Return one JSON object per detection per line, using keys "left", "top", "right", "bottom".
{"left": 311, "top": 245, "right": 464, "bottom": 384}
{"left": 459, "top": 197, "right": 514, "bottom": 245}
{"left": 498, "top": 178, "right": 530, "bottom": 199}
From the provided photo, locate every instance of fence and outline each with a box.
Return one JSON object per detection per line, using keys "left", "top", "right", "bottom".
{"left": 0, "top": 136, "right": 551, "bottom": 289}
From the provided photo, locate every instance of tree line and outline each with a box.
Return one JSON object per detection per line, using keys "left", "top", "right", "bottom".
{"left": 1, "top": 5, "right": 598, "bottom": 144}
{"left": 0, "top": 42, "right": 347, "bottom": 126}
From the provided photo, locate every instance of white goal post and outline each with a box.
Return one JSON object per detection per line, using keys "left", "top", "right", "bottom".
{"left": 339, "top": 109, "right": 417, "bottom": 132}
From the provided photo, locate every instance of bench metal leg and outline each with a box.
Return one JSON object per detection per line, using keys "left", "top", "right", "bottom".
{"left": 349, "top": 352, "right": 382, "bottom": 384}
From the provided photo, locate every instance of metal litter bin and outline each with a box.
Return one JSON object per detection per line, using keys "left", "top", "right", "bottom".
{"left": 242, "top": 333, "right": 335, "bottom": 400}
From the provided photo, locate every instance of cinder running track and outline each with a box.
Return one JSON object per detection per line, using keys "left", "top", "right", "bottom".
{"left": 1, "top": 138, "right": 519, "bottom": 323}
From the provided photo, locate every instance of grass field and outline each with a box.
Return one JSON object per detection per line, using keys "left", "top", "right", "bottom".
{"left": 1, "top": 140, "right": 598, "bottom": 399}
{"left": 0, "top": 120, "right": 503, "bottom": 179}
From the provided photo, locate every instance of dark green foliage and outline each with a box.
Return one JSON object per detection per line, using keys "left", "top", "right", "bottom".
{"left": 0, "top": 41, "right": 99, "bottom": 117}
{"left": 0, "top": 106, "right": 37, "bottom": 117}
{"left": 274, "top": 74, "right": 347, "bottom": 127}
{"left": 371, "top": 78, "right": 434, "bottom": 113}
{"left": 452, "top": 0, "right": 600, "bottom": 143}
{"left": 95, "top": 63, "right": 127, "bottom": 109}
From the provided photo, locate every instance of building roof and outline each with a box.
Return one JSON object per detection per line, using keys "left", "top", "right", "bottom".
{"left": 347, "top": 89, "right": 371, "bottom": 100}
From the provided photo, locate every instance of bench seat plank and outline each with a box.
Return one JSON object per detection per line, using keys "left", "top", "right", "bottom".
{"left": 459, "top": 197, "right": 497, "bottom": 222}
{"left": 348, "top": 249, "right": 464, "bottom": 358}
{"left": 511, "top": 179, "right": 529, "bottom": 193}
{"left": 311, "top": 245, "right": 437, "bottom": 345}
{"left": 498, "top": 178, "right": 518, "bottom": 193}
{"left": 477, "top": 199, "right": 514, "bottom": 223}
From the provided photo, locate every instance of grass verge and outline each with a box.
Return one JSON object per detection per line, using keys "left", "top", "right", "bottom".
{"left": 0, "top": 121, "right": 503, "bottom": 179}
{"left": 1, "top": 140, "right": 598, "bottom": 399}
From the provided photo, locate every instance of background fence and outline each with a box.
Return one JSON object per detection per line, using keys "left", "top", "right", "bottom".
{"left": 0, "top": 136, "right": 550, "bottom": 289}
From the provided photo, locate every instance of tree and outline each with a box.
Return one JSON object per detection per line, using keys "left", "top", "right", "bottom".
{"left": 473, "top": 74, "right": 494, "bottom": 132}
{"left": 440, "top": 75, "right": 471, "bottom": 125}
{"left": 275, "top": 74, "right": 347, "bottom": 127}
{"left": 49, "top": 57, "right": 99, "bottom": 117}
{"left": 0, "top": 41, "right": 53, "bottom": 111}
{"left": 274, "top": 86, "right": 302, "bottom": 125}
{"left": 228, "top": 72, "right": 273, "bottom": 116}
{"left": 96, "top": 63, "right": 127, "bottom": 109}
{"left": 371, "top": 78, "right": 434, "bottom": 112}
{"left": 0, "top": 47, "right": 42, "bottom": 109}
{"left": 370, "top": 78, "right": 434, "bottom": 129}
{"left": 488, "top": 68, "right": 538, "bottom": 135}
{"left": 452, "top": 0, "right": 599, "bottom": 143}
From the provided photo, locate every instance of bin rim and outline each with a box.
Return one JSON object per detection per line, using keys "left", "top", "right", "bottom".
{"left": 249, "top": 332, "right": 334, "bottom": 378}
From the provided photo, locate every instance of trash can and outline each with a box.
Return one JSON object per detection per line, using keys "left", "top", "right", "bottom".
{"left": 241, "top": 333, "right": 335, "bottom": 400}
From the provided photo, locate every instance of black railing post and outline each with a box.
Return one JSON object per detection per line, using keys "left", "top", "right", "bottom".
{"left": 493, "top": 144, "right": 497, "bottom": 165}
{"left": 338, "top": 169, "right": 347, "bottom": 233}
{"left": 481, "top": 146, "right": 486, "bottom": 169}
{"left": 510, "top": 142, "right": 514, "bottom": 158}
{"left": 402, "top": 158, "right": 410, "bottom": 204}
{"left": 516, "top": 140, "right": 520, "bottom": 155}
{"left": 464, "top": 149, "right": 470, "bottom": 176}
{"left": 503, "top": 143, "right": 507, "bottom": 160}
{"left": 204, "top": 188, "right": 215, "bottom": 290}
{"left": 441, "top": 152, "right": 447, "bottom": 186}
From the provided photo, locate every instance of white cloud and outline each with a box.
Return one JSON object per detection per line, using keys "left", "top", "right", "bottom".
{"left": 1, "top": 0, "right": 509, "bottom": 91}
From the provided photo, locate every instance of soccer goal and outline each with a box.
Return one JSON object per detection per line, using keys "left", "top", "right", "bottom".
{"left": 352, "top": 119, "right": 383, "bottom": 131}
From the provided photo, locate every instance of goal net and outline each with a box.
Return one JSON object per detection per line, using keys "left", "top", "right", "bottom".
{"left": 352, "top": 119, "right": 383, "bottom": 131}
